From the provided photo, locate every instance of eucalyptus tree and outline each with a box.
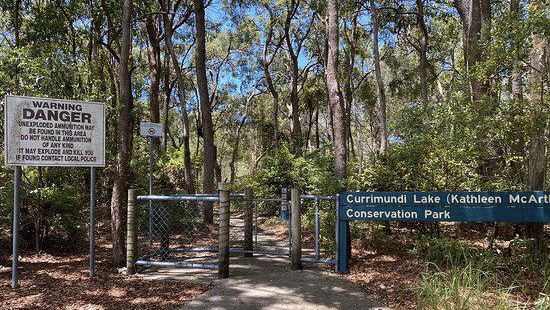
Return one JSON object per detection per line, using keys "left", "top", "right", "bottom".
{"left": 325, "top": 0, "right": 347, "bottom": 179}
{"left": 160, "top": 0, "right": 196, "bottom": 194}
{"left": 526, "top": 0, "right": 548, "bottom": 255}
{"left": 109, "top": 0, "right": 134, "bottom": 266}
{"left": 194, "top": 0, "right": 217, "bottom": 223}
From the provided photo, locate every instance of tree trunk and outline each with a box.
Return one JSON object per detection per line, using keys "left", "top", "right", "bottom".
{"left": 145, "top": 14, "right": 161, "bottom": 150}
{"left": 161, "top": 46, "right": 170, "bottom": 151}
{"left": 262, "top": 7, "right": 283, "bottom": 149}
{"left": 284, "top": 0, "right": 303, "bottom": 155}
{"left": 370, "top": 0, "right": 387, "bottom": 154}
{"left": 162, "top": 1, "right": 195, "bottom": 194}
{"left": 194, "top": 0, "right": 216, "bottom": 223}
{"left": 454, "top": 0, "right": 494, "bottom": 182}
{"left": 415, "top": 0, "right": 429, "bottom": 106}
{"left": 109, "top": 0, "right": 133, "bottom": 267}
{"left": 326, "top": 0, "right": 347, "bottom": 179}
{"left": 526, "top": 2, "right": 548, "bottom": 256}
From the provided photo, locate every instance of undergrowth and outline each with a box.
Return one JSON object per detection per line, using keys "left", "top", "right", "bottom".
{"left": 412, "top": 236, "right": 549, "bottom": 309}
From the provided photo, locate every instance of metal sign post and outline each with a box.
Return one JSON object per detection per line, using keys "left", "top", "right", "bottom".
{"left": 4, "top": 95, "right": 106, "bottom": 288}
{"left": 148, "top": 136, "right": 154, "bottom": 244}
{"left": 89, "top": 167, "right": 96, "bottom": 278}
{"left": 12, "top": 166, "right": 21, "bottom": 289}
{"left": 139, "top": 122, "right": 164, "bottom": 244}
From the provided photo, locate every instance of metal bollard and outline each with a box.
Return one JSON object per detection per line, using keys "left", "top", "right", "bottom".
{"left": 244, "top": 189, "right": 254, "bottom": 257}
{"left": 254, "top": 201, "right": 258, "bottom": 251}
{"left": 126, "top": 189, "right": 138, "bottom": 275}
{"left": 315, "top": 197, "right": 320, "bottom": 262}
{"left": 218, "top": 182, "right": 230, "bottom": 278}
{"left": 290, "top": 188, "right": 302, "bottom": 270}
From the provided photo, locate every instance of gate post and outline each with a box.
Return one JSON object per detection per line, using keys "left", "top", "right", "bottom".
{"left": 218, "top": 182, "right": 230, "bottom": 278}
{"left": 290, "top": 188, "right": 302, "bottom": 270}
{"left": 280, "top": 187, "right": 288, "bottom": 220}
{"left": 244, "top": 189, "right": 254, "bottom": 257}
{"left": 126, "top": 189, "right": 137, "bottom": 275}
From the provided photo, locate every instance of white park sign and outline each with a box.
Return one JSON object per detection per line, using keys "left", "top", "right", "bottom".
{"left": 4, "top": 95, "right": 105, "bottom": 167}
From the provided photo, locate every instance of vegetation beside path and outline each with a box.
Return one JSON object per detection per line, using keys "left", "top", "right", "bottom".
{"left": 343, "top": 224, "right": 549, "bottom": 309}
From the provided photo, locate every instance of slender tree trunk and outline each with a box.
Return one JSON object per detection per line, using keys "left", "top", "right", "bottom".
{"left": 162, "top": 1, "right": 195, "bottom": 194}
{"left": 284, "top": 0, "right": 303, "bottom": 155}
{"left": 161, "top": 47, "right": 170, "bottom": 151}
{"left": 110, "top": 0, "right": 133, "bottom": 266}
{"left": 454, "top": 0, "right": 494, "bottom": 182}
{"left": 370, "top": 0, "right": 387, "bottom": 154}
{"left": 230, "top": 117, "right": 246, "bottom": 183}
{"left": 526, "top": 2, "right": 548, "bottom": 255}
{"left": 415, "top": 0, "right": 429, "bottom": 106}
{"left": 509, "top": 0, "right": 526, "bottom": 186}
{"left": 194, "top": 0, "right": 215, "bottom": 223}
{"left": 315, "top": 107, "right": 320, "bottom": 148}
{"left": 326, "top": 0, "right": 347, "bottom": 179}
{"left": 288, "top": 61, "right": 302, "bottom": 154}
{"left": 510, "top": 0, "right": 523, "bottom": 104}
{"left": 145, "top": 15, "right": 161, "bottom": 150}
{"left": 262, "top": 8, "right": 282, "bottom": 150}
{"left": 13, "top": 0, "right": 21, "bottom": 91}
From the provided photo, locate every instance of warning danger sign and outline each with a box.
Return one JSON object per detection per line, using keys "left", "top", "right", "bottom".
{"left": 3, "top": 95, "right": 106, "bottom": 167}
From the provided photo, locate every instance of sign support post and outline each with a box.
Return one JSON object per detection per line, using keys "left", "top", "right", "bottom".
{"left": 89, "top": 167, "right": 96, "bottom": 278}
{"left": 4, "top": 95, "right": 106, "bottom": 288}
{"left": 139, "top": 122, "right": 163, "bottom": 245}
{"left": 148, "top": 136, "right": 154, "bottom": 244}
{"left": 12, "top": 166, "right": 21, "bottom": 289}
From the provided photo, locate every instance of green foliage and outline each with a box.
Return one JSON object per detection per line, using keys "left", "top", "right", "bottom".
{"left": 413, "top": 236, "right": 550, "bottom": 309}
{"left": 247, "top": 145, "right": 340, "bottom": 197}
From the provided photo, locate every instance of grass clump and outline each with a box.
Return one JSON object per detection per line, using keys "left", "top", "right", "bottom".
{"left": 413, "top": 236, "right": 549, "bottom": 309}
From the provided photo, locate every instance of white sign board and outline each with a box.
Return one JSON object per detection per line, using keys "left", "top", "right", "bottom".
{"left": 140, "top": 122, "right": 163, "bottom": 138}
{"left": 4, "top": 95, "right": 105, "bottom": 167}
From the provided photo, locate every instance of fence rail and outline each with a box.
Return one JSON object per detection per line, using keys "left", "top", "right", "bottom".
{"left": 127, "top": 189, "right": 336, "bottom": 276}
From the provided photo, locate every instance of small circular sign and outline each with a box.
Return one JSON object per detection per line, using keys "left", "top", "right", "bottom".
{"left": 148, "top": 128, "right": 156, "bottom": 135}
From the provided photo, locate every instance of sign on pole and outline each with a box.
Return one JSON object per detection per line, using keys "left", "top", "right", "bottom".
{"left": 4, "top": 95, "right": 105, "bottom": 167}
{"left": 3, "top": 95, "right": 106, "bottom": 288}
{"left": 140, "top": 122, "right": 163, "bottom": 138}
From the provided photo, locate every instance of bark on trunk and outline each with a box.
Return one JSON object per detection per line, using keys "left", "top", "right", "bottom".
{"left": 145, "top": 15, "right": 161, "bottom": 150}
{"left": 161, "top": 1, "right": 195, "bottom": 194}
{"left": 161, "top": 47, "right": 170, "bottom": 151}
{"left": 262, "top": 6, "right": 283, "bottom": 149}
{"left": 415, "top": 0, "right": 429, "bottom": 106}
{"left": 370, "top": 0, "right": 387, "bottom": 154}
{"left": 284, "top": 0, "right": 303, "bottom": 155}
{"left": 194, "top": 0, "right": 216, "bottom": 223}
{"left": 453, "top": 0, "right": 494, "bottom": 182}
{"left": 326, "top": 0, "right": 347, "bottom": 179}
{"left": 110, "top": 0, "right": 133, "bottom": 267}
{"left": 526, "top": 3, "right": 548, "bottom": 255}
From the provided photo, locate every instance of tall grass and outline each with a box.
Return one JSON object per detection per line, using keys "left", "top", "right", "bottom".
{"left": 413, "top": 237, "right": 549, "bottom": 309}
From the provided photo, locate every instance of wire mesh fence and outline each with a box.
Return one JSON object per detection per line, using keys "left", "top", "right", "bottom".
{"left": 131, "top": 192, "right": 336, "bottom": 270}
{"left": 299, "top": 196, "right": 337, "bottom": 263}
{"left": 135, "top": 196, "right": 220, "bottom": 269}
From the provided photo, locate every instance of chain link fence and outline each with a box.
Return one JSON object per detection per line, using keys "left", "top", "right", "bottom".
{"left": 130, "top": 191, "right": 336, "bottom": 271}
{"left": 135, "top": 196, "right": 221, "bottom": 269}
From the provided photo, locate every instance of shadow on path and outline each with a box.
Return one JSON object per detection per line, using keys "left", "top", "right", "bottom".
{"left": 137, "top": 217, "right": 387, "bottom": 310}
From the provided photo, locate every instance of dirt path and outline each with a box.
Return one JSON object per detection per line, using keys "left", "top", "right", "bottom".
{"left": 138, "top": 217, "right": 387, "bottom": 310}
